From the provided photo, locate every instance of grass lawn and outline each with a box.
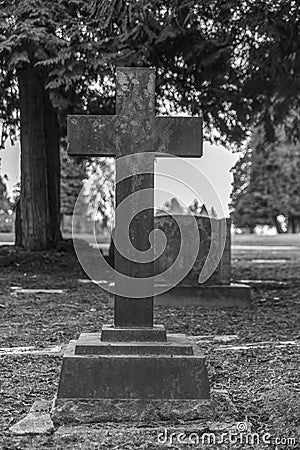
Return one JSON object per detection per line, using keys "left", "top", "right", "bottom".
{"left": 0, "top": 234, "right": 299, "bottom": 449}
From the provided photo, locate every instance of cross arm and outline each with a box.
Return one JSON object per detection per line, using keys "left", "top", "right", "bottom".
{"left": 67, "top": 115, "right": 117, "bottom": 156}
{"left": 155, "top": 117, "right": 203, "bottom": 157}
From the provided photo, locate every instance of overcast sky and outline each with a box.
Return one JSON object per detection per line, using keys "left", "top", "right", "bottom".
{"left": 0, "top": 140, "right": 238, "bottom": 217}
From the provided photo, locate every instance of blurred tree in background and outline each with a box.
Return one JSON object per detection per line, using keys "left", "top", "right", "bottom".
{"left": 0, "top": 173, "right": 13, "bottom": 232}
{"left": 0, "top": 174, "right": 10, "bottom": 211}
{"left": 231, "top": 127, "right": 300, "bottom": 233}
{"left": 84, "top": 158, "right": 115, "bottom": 229}
{"left": 189, "top": 199, "right": 202, "bottom": 215}
{"left": 60, "top": 146, "right": 86, "bottom": 217}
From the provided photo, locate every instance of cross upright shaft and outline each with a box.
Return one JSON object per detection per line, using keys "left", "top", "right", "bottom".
{"left": 114, "top": 68, "right": 156, "bottom": 327}
{"left": 67, "top": 67, "right": 203, "bottom": 329}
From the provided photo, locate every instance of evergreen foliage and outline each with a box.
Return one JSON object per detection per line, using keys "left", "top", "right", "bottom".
{"left": 1, "top": 0, "right": 300, "bottom": 143}
{"left": 231, "top": 127, "right": 300, "bottom": 232}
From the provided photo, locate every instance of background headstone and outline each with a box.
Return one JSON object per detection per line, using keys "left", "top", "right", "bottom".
{"left": 154, "top": 214, "right": 231, "bottom": 286}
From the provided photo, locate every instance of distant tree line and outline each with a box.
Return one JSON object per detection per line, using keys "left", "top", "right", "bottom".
{"left": 159, "top": 197, "right": 218, "bottom": 218}
{"left": 231, "top": 127, "right": 300, "bottom": 233}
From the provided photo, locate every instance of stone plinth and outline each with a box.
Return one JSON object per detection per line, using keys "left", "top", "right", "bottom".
{"left": 75, "top": 333, "right": 193, "bottom": 355}
{"left": 53, "top": 398, "right": 213, "bottom": 424}
{"left": 52, "top": 326, "right": 213, "bottom": 425}
{"left": 101, "top": 324, "right": 167, "bottom": 342}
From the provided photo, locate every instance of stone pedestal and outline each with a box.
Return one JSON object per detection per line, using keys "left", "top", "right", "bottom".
{"left": 52, "top": 326, "right": 213, "bottom": 424}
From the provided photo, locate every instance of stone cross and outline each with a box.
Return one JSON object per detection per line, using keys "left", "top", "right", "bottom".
{"left": 68, "top": 67, "right": 203, "bottom": 329}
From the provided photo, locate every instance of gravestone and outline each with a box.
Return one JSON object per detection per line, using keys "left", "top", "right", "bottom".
{"left": 52, "top": 67, "right": 213, "bottom": 424}
{"left": 154, "top": 214, "right": 231, "bottom": 285}
{"left": 154, "top": 214, "right": 251, "bottom": 307}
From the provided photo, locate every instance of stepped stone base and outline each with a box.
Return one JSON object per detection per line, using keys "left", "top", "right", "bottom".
{"left": 52, "top": 326, "right": 213, "bottom": 425}
{"left": 52, "top": 398, "right": 213, "bottom": 425}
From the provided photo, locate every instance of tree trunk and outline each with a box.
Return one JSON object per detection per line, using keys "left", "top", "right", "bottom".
{"left": 16, "top": 67, "right": 62, "bottom": 250}
{"left": 296, "top": 217, "right": 300, "bottom": 233}
{"left": 43, "top": 90, "right": 62, "bottom": 246}
{"left": 287, "top": 215, "right": 300, "bottom": 233}
{"left": 17, "top": 67, "right": 49, "bottom": 250}
{"left": 273, "top": 216, "right": 283, "bottom": 234}
{"left": 15, "top": 199, "right": 22, "bottom": 247}
{"left": 287, "top": 216, "right": 295, "bottom": 233}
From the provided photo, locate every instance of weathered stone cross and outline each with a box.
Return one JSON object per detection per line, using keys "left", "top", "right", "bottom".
{"left": 68, "top": 67, "right": 203, "bottom": 329}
